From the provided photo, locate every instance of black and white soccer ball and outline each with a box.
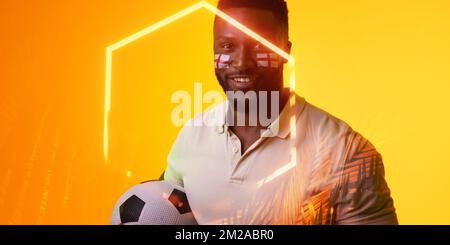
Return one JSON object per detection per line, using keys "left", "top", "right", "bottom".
{"left": 110, "top": 180, "right": 197, "bottom": 225}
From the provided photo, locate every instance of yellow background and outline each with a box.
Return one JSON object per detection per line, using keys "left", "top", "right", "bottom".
{"left": 0, "top": 0, "right": 449, "bottom": 224}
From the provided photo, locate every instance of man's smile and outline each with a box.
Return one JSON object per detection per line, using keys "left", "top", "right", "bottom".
{"left": 227, "top": 73, "right": 258, "bottom": 90}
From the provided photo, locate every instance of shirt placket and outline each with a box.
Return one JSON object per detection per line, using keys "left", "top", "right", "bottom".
{"left": 227, "top": 130, "right": 270, "bottom": 183}
{"left": 228, "top": 131, "right": 243, "bottom": 183}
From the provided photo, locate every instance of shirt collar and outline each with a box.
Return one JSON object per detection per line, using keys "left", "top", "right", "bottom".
{"left": 215, "top": 92, "right": 306, "bottom": 139}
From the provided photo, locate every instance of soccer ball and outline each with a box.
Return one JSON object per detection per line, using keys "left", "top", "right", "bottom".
{"left": 110, "top": 180, "right": 197, "bottom": 225}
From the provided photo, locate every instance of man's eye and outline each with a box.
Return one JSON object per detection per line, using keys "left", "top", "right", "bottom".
{"left": 222, "top": 43, "right": 233, "bottom": 49}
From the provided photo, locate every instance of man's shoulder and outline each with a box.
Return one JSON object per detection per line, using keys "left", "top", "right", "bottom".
{"left": 301, "top": 99, "right": 381, "bottom": 163}
{"left": 176, "top": 102, "right": 227, "bottom": 140}
{"left": 301, "top": 100, "right": 353, "bottom": 141}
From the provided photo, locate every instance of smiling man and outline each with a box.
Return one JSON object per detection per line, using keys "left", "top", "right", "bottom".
{"left": 163, "top": 0, "right": 398, "bottom": 225}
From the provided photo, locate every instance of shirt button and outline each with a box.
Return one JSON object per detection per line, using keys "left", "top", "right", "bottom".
{"left": 233, "top": 147, "right": 239, "bottom": 153}
{"left": 216, "top": 126, "right": 224, "bottom": 134}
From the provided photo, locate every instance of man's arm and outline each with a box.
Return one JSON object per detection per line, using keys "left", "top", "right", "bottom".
{"left": 161, "top": 127, "right": 186, "bottom": 187}
{"left": 162, "top": 146, "right": 184, "bottom": 187}
{"left": 334, "top": 133, "right": 398, "bottom": 225}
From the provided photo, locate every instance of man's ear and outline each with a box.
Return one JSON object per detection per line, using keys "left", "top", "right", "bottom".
{"left": 286, "top": 41, "right": 292, "bottom": 55}
{"left": 281, "top": 41, "right": 292, "bottom": 64}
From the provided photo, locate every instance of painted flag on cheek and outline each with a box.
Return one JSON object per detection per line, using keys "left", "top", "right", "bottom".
{"left": 256, "top": 53, "right": 279, "bottom": 68}
{"left": 214, "top": 54, "right": 231, "bottom": 69}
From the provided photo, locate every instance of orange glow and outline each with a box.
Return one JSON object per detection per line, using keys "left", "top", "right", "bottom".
{"left": 2, "top": 0, "right": 450, "bottom": 225}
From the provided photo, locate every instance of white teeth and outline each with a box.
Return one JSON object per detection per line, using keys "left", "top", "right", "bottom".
{"left": 233, "top": 77, "right": 251, "bottom": 83}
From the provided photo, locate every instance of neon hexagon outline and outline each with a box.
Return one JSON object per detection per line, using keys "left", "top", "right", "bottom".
{"left": 104, "top": 1, "right": 297, "bottom": 186}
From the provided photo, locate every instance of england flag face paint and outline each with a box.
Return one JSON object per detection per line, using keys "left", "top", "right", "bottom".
{"left": 214, "top": 54, "right": 231, "bottom": 69}
{"left": 256, "top": 53, "right": 279, "bottom": 68}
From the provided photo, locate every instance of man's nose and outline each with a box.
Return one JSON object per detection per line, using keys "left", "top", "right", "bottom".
{"left": 232, "top": 47, "right": 255, "bottom": 69}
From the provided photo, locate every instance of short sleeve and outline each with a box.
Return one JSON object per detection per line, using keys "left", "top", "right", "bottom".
{"left": 163, "top": 130, "right": 185, "bottom": 188}
{"left": 334, "top": 133, "right": 398, "bottom": 225}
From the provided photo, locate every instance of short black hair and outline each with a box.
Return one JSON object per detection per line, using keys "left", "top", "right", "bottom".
{"left": 217, "top": 0, "right": 289, "bottom": 39}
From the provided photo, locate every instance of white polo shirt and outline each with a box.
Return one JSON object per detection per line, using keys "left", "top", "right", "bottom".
{"left": 164, "top": 93, "right": 397, "bottom": 225}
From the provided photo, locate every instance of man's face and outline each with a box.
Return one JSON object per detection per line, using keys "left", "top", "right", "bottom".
{"left": 214, "top": 7, "right": 290, "bottom": 94}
